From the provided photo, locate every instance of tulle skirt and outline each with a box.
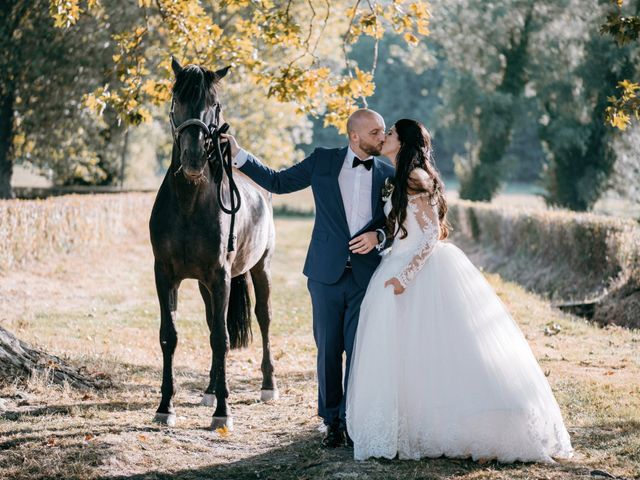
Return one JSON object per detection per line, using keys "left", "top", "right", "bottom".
{"left": 346, "top": 242, "right": 573, "bottom": 462}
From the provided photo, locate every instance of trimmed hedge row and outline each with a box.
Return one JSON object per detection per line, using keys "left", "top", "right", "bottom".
{"left": 447, "top": 199, "right": 640, "bottom": 328}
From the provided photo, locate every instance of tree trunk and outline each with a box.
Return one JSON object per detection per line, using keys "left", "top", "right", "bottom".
{"left": 459, "top": 5, "right": 534, "bottom": 201}
{"left": 0, "top": 326, "right": 111, "bottom": 389}
{"left": 0, "top": 83, "right": 15, "bottom": 199}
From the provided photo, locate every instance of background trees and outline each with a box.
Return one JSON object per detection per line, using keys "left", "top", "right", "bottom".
{"left": 2, "top": 0, "right": 639, "bottom": 215}
{"left": 0, "top": 0, "right": 430, "bottom": 198}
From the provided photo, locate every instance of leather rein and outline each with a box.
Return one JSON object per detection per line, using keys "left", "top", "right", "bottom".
{"left": 169, "top": 98, "right": 241, "bottom": 252}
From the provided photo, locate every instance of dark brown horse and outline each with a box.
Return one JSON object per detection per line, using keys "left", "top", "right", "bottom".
{"left": 149, "top": 58, "right": 277, "bottom": 430}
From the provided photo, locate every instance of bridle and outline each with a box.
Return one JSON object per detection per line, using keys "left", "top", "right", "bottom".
{"left": 169, "top": 97, "right": 241, "bottom": 252}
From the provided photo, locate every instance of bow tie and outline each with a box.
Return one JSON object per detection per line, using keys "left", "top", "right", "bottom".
{"left": 352, "top": 157, "right": 373, "bottom": 170}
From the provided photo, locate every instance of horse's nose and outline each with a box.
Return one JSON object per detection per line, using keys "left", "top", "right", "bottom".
{"left": 181, "top": 145, "right": 206, "bottom": 175}
{"left": 182, "top": 165, "right": 203, "bottom": 178}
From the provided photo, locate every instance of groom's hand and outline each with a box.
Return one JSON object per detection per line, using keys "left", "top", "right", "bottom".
{"left": 349, "top": 232, "right": 378, "bottom": 254}
{"left": 219, "top": 133, "right": 240, "bottom": 158}
{"left": 384, "top": 278, "right": 405, "bottom": 295}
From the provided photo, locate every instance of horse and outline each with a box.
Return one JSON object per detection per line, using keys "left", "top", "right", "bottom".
{"left": 149, "top": 57, "right": 278, "bottom": 430}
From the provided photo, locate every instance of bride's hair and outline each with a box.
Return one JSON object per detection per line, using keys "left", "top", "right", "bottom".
{"left": 386, "top": 119, "right": 451, "bottom": 240}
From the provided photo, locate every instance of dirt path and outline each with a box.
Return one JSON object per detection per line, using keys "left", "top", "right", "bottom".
{"left": 0, "top": 215, "right": 638, "bottom": 480}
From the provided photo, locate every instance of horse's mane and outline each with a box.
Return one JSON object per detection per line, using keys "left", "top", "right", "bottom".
{"left": 172, "top": 65, "right": 218, "bottom": 107}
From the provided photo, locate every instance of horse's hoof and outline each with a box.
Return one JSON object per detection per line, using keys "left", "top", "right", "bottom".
{"left": 211, "top": 416, "right": 234, "bottom": 431}
{"left": 260, "top": 389, "right": 280, "bottom": 402}
{"left": 153, "top": 412, "right": 176, "bottom": 426}
{"left": 201, "top": 393, "right": 216, "bottom": 407}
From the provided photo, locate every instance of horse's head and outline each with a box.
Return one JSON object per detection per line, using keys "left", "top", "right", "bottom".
{"left": 170, "top": 57, "right": 231, "bottom": 182}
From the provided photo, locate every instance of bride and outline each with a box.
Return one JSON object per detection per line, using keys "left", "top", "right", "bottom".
{"left": 345, "top": 119, "right": 573, "bottom": 463}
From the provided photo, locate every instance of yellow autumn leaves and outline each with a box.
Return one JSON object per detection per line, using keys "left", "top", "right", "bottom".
{"left": 346, "top": 0, "right": 429, "bottom": 44}
{"left": 606, "top": 80, "right": 640, "bottom": 131}
{"left": 50, "top": 0, "right": 431, "bottom": 132}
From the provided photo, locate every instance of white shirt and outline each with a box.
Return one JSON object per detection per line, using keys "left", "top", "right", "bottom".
{"left": 233, "top": 146, "right": 373, "bottom": 236}
{"left": 339, "top": 147, "right": 373, "bottom": 236}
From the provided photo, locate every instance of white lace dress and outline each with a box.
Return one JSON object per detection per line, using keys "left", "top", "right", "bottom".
{"left": 346, "top": 192, "right": 573, "bottom": 463}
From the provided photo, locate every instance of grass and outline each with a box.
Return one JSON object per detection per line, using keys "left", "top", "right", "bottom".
{"left": 0, "top": 195, "right": 639, "bottom": 479}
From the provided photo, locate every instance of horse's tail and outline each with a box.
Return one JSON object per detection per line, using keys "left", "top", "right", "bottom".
{"left": 227, "top": 273, "right": 252, "bottom": 349}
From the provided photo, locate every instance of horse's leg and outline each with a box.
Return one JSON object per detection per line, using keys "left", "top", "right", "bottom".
{"left": 250, "top": 253, "right": 278, "bottom": 402}
{"left": 198, "top": 281, "right": 217, "bottom": 407}
{"left": 208, "top": 268, "right": 233, "bottom": 430}
{"left": 153, "top": 262, "right": 179, "bottom": 426}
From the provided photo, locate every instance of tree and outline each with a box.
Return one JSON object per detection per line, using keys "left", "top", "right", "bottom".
{"left": 601, "top": 0, "right": 640, "bottom": 130}
{"left": 53, "top": 0, "right": 431, "bottom": 154}
{"left": 0, "top": 0, "right": 143, "bottom": 198}
{"left": 538, "top": 0, "right": 638, "bottom": 210}
{"left": 0, "top": 1, "right": 431, "bottom": 199}
{"left": 426, "top": 0, "right": 570, "bottom": 201}
{"left": 421, "top": 0, "right": 637, "bottom": 210}
{"left": 0, "top": 325, "right": 110, "bottom": 389}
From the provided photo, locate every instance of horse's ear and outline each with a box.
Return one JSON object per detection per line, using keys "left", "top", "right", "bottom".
{"left": 213, "top": 66, "right": 231, "bottom": 81}
{"left": 171, "top": 56, "right": 183, "bottom": 77}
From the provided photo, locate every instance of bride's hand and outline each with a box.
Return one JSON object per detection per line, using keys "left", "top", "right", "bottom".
{"left": 219, "top": 133, "right": 240, "bottom": 158}
{"left": 384, "top": 277, "right": 405, "bottom": 295}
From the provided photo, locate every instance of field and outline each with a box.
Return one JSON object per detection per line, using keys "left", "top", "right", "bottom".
{"left": 0, "top": 195, "right": 639, "bottom": 480}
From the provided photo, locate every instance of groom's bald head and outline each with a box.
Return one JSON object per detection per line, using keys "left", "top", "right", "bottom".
{"left": 347, "top": 109, "right": 384, "bottom": 134}
{"left": 346, "top": 109, "right": 386, "bottom": 157}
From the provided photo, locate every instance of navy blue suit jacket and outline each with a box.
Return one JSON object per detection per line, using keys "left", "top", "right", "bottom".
{"left": 240, "top": 147, "right": 395, "bottom": 287}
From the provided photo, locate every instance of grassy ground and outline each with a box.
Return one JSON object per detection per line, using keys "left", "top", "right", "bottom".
{"left": 0, "top": 202, "right": 639, "bottom": 479}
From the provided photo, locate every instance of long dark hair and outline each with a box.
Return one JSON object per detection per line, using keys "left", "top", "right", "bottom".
{"left": 386, "top": 119, "right": 451, "bottom": 240}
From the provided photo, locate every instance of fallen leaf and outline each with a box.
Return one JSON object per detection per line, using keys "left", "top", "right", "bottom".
{"left": 137, "top": 434, "right": 148, "bottom": 442}
{"left": 544, "top": 323, "right": 562, "bottom": 336}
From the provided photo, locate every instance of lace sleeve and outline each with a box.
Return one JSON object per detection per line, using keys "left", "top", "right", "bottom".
{"left": 397, "top": 193, "right": 440, "bottom": 288}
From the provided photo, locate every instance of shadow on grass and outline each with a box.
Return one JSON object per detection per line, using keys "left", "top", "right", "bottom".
{"left": 98, "top": 429, "right": 574, "bottom": 480}
{"left": 571, "top": 419, "right": 640, "bottom": 449}
{"left": 0, "top": 400, "right": 159, "bottom": 422}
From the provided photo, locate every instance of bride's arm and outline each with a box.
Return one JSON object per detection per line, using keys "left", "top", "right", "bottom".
{"left": 384, "top": 169, "right": 440, "bottom": 294}
{"left": 396, "top": 192, "right": 440, "bottom": 289}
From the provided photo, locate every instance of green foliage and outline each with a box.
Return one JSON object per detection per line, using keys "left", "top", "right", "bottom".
{"left": 452, "top": 2, "right": 535, "bottom": 201}
{"left": 1, "top": 0, "right": 142, "bottom": 189}
{"left": 539, "top": 3, "right": 638, "bottom": 211}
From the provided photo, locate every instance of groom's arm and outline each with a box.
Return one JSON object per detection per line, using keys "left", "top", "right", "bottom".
{"left": 233, "top": 148, "right": 316, "bottom": 194}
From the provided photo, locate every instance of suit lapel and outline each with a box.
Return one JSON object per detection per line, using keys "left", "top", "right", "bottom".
{"left": 331, "top": 147, "right": 350, "bottom": 234}
{"left": 370, "top": 157, "right": 385, "bottom": 217}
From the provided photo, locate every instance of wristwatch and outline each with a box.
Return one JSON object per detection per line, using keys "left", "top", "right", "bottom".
{"left": 375, "top": 228, "right": 386, "bottom": 251}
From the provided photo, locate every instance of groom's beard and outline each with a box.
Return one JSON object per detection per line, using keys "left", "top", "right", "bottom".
{"left": 358, "top": 139, "right": 383, "bottom": 157}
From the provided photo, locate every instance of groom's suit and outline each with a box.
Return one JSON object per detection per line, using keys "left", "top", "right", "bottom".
{"left": 234, "top": 146, "right": 394, "bottom": 429}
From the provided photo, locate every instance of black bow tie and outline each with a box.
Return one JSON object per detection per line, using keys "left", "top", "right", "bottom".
{"left": 352, "top": 157, "right": 373, "bottom": 170}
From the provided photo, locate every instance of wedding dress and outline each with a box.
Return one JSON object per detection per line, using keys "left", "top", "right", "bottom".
{"left": 346, "top": 191, "right": 573, "bottom": 462}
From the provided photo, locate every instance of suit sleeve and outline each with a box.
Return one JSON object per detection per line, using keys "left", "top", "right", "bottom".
{"left": 238, "top": 149, "right": 317, "bottom": 194}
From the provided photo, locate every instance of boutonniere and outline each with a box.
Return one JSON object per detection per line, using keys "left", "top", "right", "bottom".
{"left": 381, "top": 177, "right": 394, "bottom": 201}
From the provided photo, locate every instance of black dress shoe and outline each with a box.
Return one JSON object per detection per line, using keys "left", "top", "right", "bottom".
{"left": 322, "top": 423, "right": 344, "bottom": 448}
{"left": 345, "top": 430, "right": 353, "bottom": 448}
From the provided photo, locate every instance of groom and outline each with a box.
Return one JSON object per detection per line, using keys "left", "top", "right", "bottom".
{"left": 222, "top": 109, "right": 394, "bottom": 447}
